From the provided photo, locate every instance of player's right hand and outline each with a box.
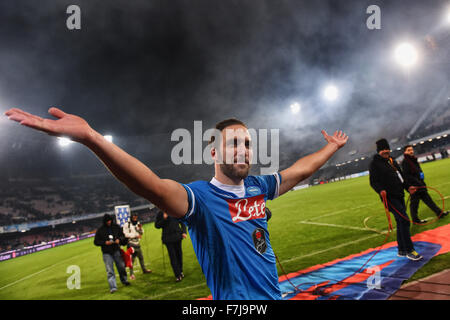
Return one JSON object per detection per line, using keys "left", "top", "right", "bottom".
{"left": 4, "top": 107, "right": 94, "bottom": 144}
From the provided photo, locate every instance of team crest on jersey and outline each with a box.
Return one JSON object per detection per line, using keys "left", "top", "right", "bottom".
{"left": 246, "top": 186, "right": 261, "bottom": 196}
{"left": 252, "top": 228, "right": 267, "bottom": 254}
{"left": 226, "top": 194, "right": 266, "bottom": 223}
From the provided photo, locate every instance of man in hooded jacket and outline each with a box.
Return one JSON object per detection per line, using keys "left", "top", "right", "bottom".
{"left": 94, "top": 214, "right": 130, "bottom": 293}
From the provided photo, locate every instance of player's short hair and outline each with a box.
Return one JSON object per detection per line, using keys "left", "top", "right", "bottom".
{"left": 403, "top": 144, "right": 413, "bottom": 151}
{"left": 209, "top": 118, "right": 248, "bottom": 145}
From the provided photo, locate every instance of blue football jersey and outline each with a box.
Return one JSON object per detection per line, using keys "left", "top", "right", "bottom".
{"left": 180, "top": 173, "right": 282, "bottom": 300}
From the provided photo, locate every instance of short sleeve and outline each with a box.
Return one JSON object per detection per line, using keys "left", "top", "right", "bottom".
{"left": 258, "top": 173, "right": 282, "bottom": 200}
{"left": 178, "top": 183, "right": 197, "bottom": 225}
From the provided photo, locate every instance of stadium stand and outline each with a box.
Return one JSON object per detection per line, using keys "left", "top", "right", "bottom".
{"left": 408, "top": 103, "right": 450, "bottom": 140}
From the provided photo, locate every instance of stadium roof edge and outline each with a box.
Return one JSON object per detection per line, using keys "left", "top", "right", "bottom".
{"left": 408, "top": 129, "right": 450, "bottom": 146}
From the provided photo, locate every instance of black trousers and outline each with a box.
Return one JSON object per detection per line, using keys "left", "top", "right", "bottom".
{"left": 165, "top": 241, "right": 183, "bottom": 278}
{"left": 387, "top": 196, "right": 414, "bottom": 253}
{"left": 410, "top": 190, "right": 441, "bottom": 221}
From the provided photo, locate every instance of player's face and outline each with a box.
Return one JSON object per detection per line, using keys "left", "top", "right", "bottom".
{"left": 217, "top": 124, "right": 253, "bottom": 180}
{"left": 404, "top": 147, "right": 414, "bottom": 156}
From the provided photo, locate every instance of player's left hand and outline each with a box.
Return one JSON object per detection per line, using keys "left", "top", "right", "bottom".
{"left": 321, "top": 130, "right": 348, "bottom": 149}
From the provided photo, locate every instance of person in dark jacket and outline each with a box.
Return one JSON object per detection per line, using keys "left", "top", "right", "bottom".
{"left": 401, "top": 145, "right": 448, "bottom": 223}
{"left": 369, "top": 138, "right": 422, "bottom": 261}
{"left": 155, "top": 211, "right": 187, "bottom": 282}
{"left": 94, "top": 214, "right": 130, "bottom": 293}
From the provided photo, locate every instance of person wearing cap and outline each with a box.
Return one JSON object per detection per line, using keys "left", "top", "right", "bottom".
{"left": 401, "top": 144, "right": 449, "bottom": 223}
{"left": 122, "top": 212, "right": 152, "bottom": 279}
{"left": 369, "top": 139, "right": 422, "bottom": 261}
{"left": 94, "top": 214, "right": 130, "bottom": 293}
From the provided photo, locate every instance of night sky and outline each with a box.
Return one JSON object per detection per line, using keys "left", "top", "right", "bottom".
{"left": 0, "top": 0, "right": 449, "bottom": 181}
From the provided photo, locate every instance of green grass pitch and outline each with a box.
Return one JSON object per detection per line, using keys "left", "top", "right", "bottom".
{"left": 0, "top": 158, "right": 449, "bottom": 300}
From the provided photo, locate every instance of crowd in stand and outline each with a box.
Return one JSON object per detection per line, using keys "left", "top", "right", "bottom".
{"left": 409, "top": 104, "right": 450, "bottom": 140}
{"left": 0, "top": 175, "right": 149, "bottom": 226}
{"left": 0, "top": 201, "right": 159, "bottom": 253}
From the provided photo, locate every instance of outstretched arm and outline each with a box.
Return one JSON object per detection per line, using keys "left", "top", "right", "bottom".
{"left": 279, "top": 130, "right": 348, "bottom": 196}
{"left": 4, "top": 107, "right": 189, "bottom": 218}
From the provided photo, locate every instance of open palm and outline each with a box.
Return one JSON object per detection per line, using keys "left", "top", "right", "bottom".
{"left": 4, "top": 107, "right": 93, "bottom": 143}
{"left": 321, "top": 129, "right": 348, "bottom": 149}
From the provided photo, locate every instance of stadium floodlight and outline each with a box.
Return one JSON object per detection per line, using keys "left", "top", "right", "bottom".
{"left": 290, "top": 102, "right": 301, "bottom": 114}
{"left": 104, "top": 135, "right": 113, "bottom": 143}
{"left": 394, "top": 42, "right": 418, "bottom": 68}
{"left": 323, "top": 85, "right": 338, "bottom": 102}
{"left": 57, "top": 137, "right": 73, "bottom": 147}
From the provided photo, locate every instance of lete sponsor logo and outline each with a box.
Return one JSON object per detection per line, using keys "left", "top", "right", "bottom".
{"left": 227, "top": 195, "right": 266, "bottom": 223}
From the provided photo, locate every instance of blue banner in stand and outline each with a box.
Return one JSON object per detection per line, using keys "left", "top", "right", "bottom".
{"left": 115, "top": 205, "right": 130, "bottom": 227}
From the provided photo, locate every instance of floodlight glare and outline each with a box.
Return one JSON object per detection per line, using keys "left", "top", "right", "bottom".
{"left": 394, "top": 42, "right": 418, "bottom": 68}
{"left": 323, "top": 85, "right": 338, "bottom": 101}
{"left": 290, "top": 102, "right": 301, "bottom": 114}
{"left": 57, "top": 137, "right": 73, "bottom": 147}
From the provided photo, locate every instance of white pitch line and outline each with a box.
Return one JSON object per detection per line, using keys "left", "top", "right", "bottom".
{"left": 0, "top": 251, "right": 91, "bottom": 291}
{"left": 298, "top": 220, "right": 373, "bottom": 232}
{"left": 280, "top": 233, "right": 383, "bottom": 264}
{"left": 307, "top": 202, "right": 378, "bottom": 221}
